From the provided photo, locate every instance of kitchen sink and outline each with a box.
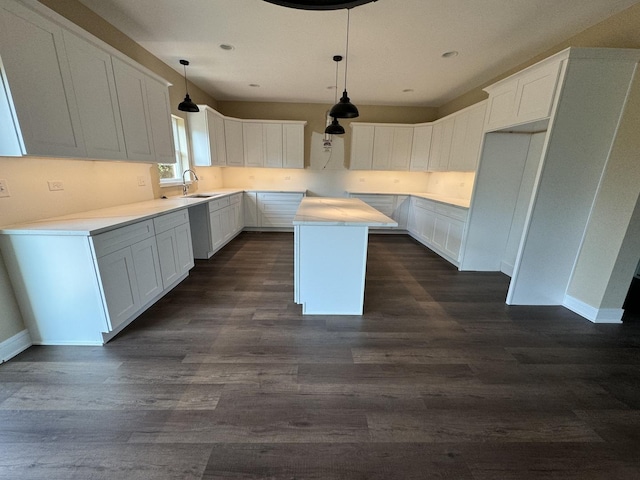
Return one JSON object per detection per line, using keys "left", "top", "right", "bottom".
{"left": 187, "top": 193, "right": 218, "bottom": 198}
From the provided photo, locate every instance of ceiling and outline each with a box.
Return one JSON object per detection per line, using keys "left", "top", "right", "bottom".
{"left": 76, "top": 0, "right": 640, "bottom": 107}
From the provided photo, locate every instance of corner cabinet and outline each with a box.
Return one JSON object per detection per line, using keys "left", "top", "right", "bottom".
{"left": 243, "top": 191, "right": 305, "bottom": 229}
{"left": 408, "top": 197, "right": 468, "bottom": 266}
{"left": 190, "top": 108, "right": 306, "bottom": 169}
{"left": 0, "top": 0, "right": 175, "bottom": 162}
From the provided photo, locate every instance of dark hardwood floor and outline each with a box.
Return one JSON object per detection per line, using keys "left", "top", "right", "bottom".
{"left": 2, "top": 232, "right": 640, "bottom": 479}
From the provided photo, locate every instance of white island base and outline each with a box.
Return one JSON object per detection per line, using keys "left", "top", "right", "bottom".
{"left": 293, "top": 198, "right": 397, "bottom": 315}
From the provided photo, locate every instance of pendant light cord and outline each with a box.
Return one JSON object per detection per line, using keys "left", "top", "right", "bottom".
{"left": 344, "top": 8, "right": 350, "bottom": 91}
{"left": 334, "top": 59, "right": 340, "bottom": 104}
{"left": 183, "top": 64, "right": 189, "bottom": 95}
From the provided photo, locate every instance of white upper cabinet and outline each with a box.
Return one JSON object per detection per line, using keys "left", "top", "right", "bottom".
{"left": 264, "top": 123, "right": 284, "bottom": 168}
{"left": 371, "top": 126, "right": 413, "bottom": 171}
{"left": 145, "top": 76, "right": 175, "bottom": 164}
{"left": 189, "top": 106, "right": 227, "bottom": 166}
{"left": 409, "top": 125, "right": 432, "bottom": 171}
{"left": 283, "top": 123, "right": 304, "bottom": 169}
{"left": 350, "top": 124, "right": 375, "bottom": 170}
{"left": 62, "top": 30, "right": 127, "bottom": 160}
{"left": 354, "top": 124, "right": 413, "bottom": 171}
{"left": 0, "top": 0, "right": 174, "bottom": 162}
{"left": 224, "top": 118, "right": 245, "bottom": 166}
{"left": 0, "top": 1, "right": 85, "bottom": 157}
{"left": 485, "top": 55, "right": 563, "bottom": 131}
{"left": 428, "top": 118, "right": 454, "bottom": 171}
{"left": 448, "top": 101, "right": 486, "bottom": 172}
{"left": 112, "top": 58, "right": 155, "bottom": 162}
{"left": 243, "top": 122, "right": 265, "bottom": 167}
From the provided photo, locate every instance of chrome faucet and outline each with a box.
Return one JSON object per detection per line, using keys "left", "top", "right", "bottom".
{"left": 182, "top": 169, "right": 199, "bottom": 196}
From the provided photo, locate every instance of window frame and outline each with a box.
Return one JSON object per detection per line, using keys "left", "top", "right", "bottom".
{"left": 158, "top": 115, "right": 191, "bottom": 187}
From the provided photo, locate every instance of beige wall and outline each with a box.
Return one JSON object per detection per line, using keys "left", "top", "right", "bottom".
{"left": 438, "top": 2, "right": 640, "bottom": 117}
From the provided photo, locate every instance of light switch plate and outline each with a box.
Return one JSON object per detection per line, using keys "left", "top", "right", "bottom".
{"left": 0, "top": 179, "right": 10, "bottom": 198}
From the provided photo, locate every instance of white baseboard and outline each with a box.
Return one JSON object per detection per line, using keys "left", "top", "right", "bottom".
{"left": 500, "top": 261, "right": 514, "bottom": 278}
{"left": 563, "top": 295, "right": 624, "bottom": 324}
{"left": 0, "top": 329, "right": 32, "bottom": 363}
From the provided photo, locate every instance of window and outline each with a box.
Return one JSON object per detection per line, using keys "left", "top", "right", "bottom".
{"left": 158, "top": 115, "right": 191, "bottom": 185}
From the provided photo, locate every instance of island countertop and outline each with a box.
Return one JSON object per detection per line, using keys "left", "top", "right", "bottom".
{"left": 293, "top": 197, "right": 398, "bottom": 227}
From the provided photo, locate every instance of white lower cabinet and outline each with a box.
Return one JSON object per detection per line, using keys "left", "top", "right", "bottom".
{"left": 257, "top": 192, "right": 305, "bottom": 228}
{"left": 408, "top": 197, "right": 467, "bottom": 266}
{"left": 0, "top": 211, "right": 197, "bottom": 346}
{"left": 348, "top": 193, "right": 409, "bottom": 230}
{"left": 191, "top": 193, "right": 244, "bottom": 257}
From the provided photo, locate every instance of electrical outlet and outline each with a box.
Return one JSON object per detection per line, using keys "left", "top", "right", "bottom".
{"left": 48, "top": 181, "right": 64, "bottom": 191}
{"left": 249, "top": 175, "right": 255, "bottom": 180}
{"left": 393, "top": 179, "right": 400, "bottom": 183}
{"left": 284, "top": 176, "right": 291, "bottom": 181}
{"left": 137, "top": 176, "right": 146, "bottom": 186}
{"left": 359, "top": 178, "right": 365, "bottom": 182}
{"left": 0, "top": 179, "right": 10, "bottom": 198}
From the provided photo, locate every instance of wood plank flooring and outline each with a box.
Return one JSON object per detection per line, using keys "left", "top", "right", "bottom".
{"left": 2, "top": 232, "right": 640, "bottom": 479}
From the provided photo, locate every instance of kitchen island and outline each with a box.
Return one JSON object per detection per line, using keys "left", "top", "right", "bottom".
{"left": 293, "top": 197, "right": 397, "bottom": 315}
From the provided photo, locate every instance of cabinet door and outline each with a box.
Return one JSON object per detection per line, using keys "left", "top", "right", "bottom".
{"left": 444, "top": 218, "right": 464, "bottom": 261}
{"left": 264, "top": 123, "right": 283, "bottom": 168}
{"left": 112, "top": 57, "right": 155, "bottom": 161}
{"left": 449, "top": 112, "right": 469, "bottom": 171}
{"left": 244, "top": 192, "right": 259, "bottom": 227}
{"left": 174, "top": 222, "right": 195, "bottom": 274}
{"left": 209, "top": 209, "right": 227, "bottom": 251}
{"left": 514, "top": 60, "right": 562, "bottom": 125}
{"left": 224, "top": 118, "right": 244, "bottom": 166}
{"left": 432, "top": 215, "right": 448, "bottom": 250}
{"left": 485, "top": 82, "right": 517, "bottom": 131}
{"left": 63, "top": 30, "right": 127, "bottom": 160}
{"left": 212, "top": 111, "right": 227, "bottom": 166}
{"left": 243, "top": 122, "right": 264, "bottom": 167}
{"left": 230, "top": 200, "right": 244, "bottom": 234}
{"left": 410, "top": 125, "right": 432, "bottom": 171}
{"left": 390, "top": 127, "right": 413, "bottom": 170}
{"left": 429, "top": 120, "right": 454, "bottom": 172}
{"left": 421, "top": 209, "right": 436, "bottom": 244}
{"left": 97, "top": 247, "right": 140, "bottom": 330}
{"left": 283, "top": 123, "right": 304, "bottom": 169}
{"left": 372, "top": 126, "right": 393, "bottom": 170}
{"left": 0, "top": 2, "right": 85, "bottom": 157}
{"left": 130, "top": 236, "right": 163, "bottom": 305}
{"left": 462, "top": 103, "right": 486, "bottom": 171}
{"left": 145, "top": 76, "right": 175, "bottom": 164}
{"left": 350, "top": 125, "right": 375, "bottom": 170}
{"left": 156, "top": 229, "right": 180, "bottom": 288}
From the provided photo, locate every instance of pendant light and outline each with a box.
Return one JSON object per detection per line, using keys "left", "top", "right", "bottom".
{"left": 325, "top": 55, "right": 345, "bottom": 135}
{"left": 329, "top": 8, "right": 359, "bottom": 119}
{"left": 178, "top": 59, "right": 199, "bottom": 113}
{"left": 263, "top": 0, "right": 377, "bottom": 10}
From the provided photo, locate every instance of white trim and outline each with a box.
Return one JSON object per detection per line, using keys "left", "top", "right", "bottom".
{"left": 0, "top": 329, "right": 32, "bottom": 363}
{"left": 563, "top": 294, "right": 623, "bottom": 324}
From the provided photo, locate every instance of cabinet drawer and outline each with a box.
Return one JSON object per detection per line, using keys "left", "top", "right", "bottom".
{"left": 413, "top": 197, "right": 436, "bottom": 211}
{"left": 92, "top": 220, "right": 155, "bottom": 257}
{"left": 153, "top": 209, "right": 189, "bottom": 234}
{"left": 351, "top": 194, "right": 395, "bottom": 216}
{"left": 229, "top": 193, "right": 242, "bottom": 205}
{"left": 208, "top": 196, "right": 230, "bottom": 213}
{"left": 257, "top": 192, "right": 304, "bottom": 203}
{"left": 435, "top": 204, "right": 468, "bottom": 222}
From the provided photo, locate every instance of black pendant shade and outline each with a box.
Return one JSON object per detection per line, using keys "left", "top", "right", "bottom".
{"left": 263, "top": 0, "right": 377, "bottom": 10}
{"left": 178, "top": 59, "right": 199, "bottom": 113}
{"left": 330, "top": 90, "right": 359, "bottom": 118}
{"left": 178, "top": 93, "right": 199, "bottom": 113}
{"left": 325, "top": 117, "right": 345, "bottom": 135}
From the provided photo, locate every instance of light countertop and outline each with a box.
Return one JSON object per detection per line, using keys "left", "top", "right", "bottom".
{"left": 0, "top": 189, "right": 245, "bottom": 236}
{"left": 293, "top": 197, "right": 398, "bottom": 227}
{"left": 347, "top": 191, "right": 470, "bottom": 209}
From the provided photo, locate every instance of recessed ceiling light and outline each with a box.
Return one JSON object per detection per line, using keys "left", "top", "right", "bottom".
{"left": 402, "top": 89, "right": 414, "bottom": 93}
{"left": 249, "top": 84, "right": 260, "bottom": 88}
{"left": 442, "top": 50, "right": 459, "bottom": 58}
{"left": 220, "top": 44, "right": 235, "bottom": 51}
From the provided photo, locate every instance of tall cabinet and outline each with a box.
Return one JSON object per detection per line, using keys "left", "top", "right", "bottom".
{"left": 460, "top": 47, "right": 640, "bottom": 322}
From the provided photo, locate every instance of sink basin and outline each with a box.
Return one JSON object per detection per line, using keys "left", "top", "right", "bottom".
{"left": 186, "top": 194, "right": 217, "bottom": 198}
